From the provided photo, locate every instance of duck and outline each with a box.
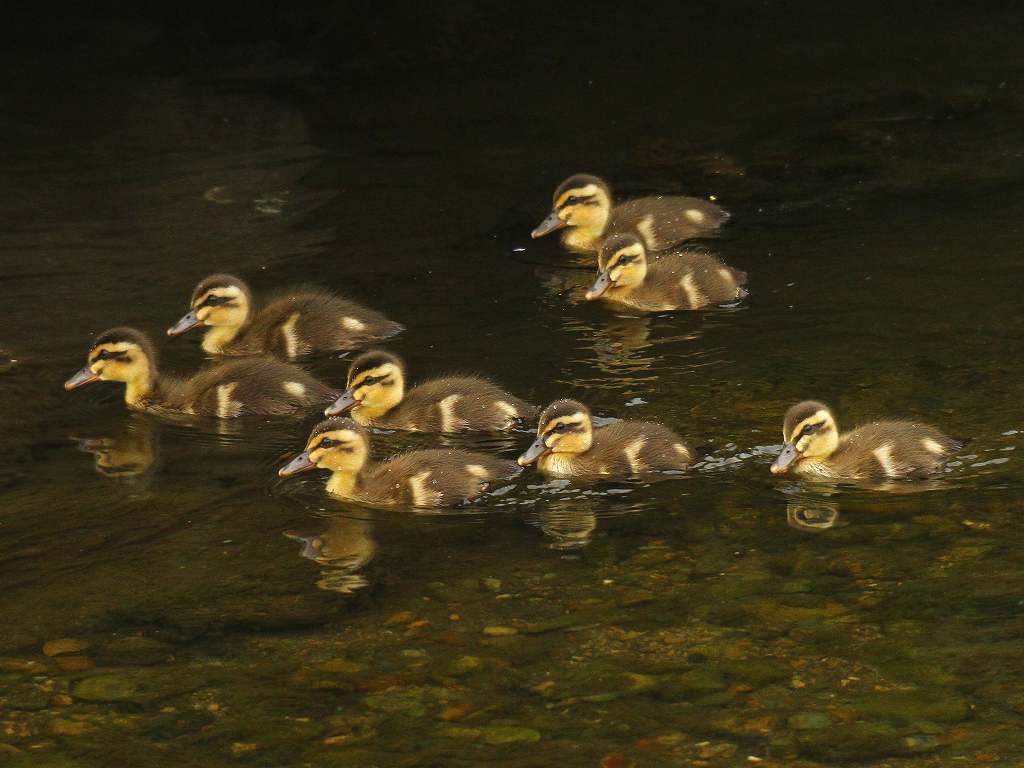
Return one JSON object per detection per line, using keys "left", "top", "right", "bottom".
{"left": 770, "top": 401, "right": 961, "bottom": 482}
{"left": 585, "top": 233, "right": 748, "bottom": 311}
{"left": 324, "top": 350, "right": 539, "bottom": 432}
{"left": 166, "top": 274, "right": 403, "bottom": 359}
{"left": 278, "top": 417, "right": 521, "bottom": 508}
{"left": 531, "top": 173, "right": 729, "bottom": 254}
{"left": 517, "top": 399, "right": 694, "bottom": 480}
{"left": 64, "top": 327, "right": 336, "bottom": 417}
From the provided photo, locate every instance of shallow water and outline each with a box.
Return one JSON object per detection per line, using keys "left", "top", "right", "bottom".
{"left": 2, "top": 9, "right": 1024, "bottom": 766}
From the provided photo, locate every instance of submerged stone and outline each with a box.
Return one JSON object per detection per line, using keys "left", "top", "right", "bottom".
{"left": 479, "top": 725, "right": 541, "bottom": 745}
{"left": 855, "top": 689, "right": 970, "bottom": 724}
{"left": 787, "top": 712, "right": 831, "bottom": 730}
{"left": 43, "top": 639, "right": 91, "bottom": 657}
{"left": 96, "top": 637, "right": 174, "bottom": 666}
{"left": 448, "top": 656, "right": 483, "bottom": 676}
{"left": 72, "top": 668, "right": 206, "bottom": 704}
{"left": 482, "top": 626, "right": 518, "bottom": 637}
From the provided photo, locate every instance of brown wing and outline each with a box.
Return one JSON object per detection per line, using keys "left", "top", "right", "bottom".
{"left": 649, "top": 249, "right": 748, "bottom": 306}
{"left": 184, "top": 357, "right": 337, "bottom": 417}
{"left": 243, "top": 291, "right": 402, "bottom": 358}
{"left": 390, "top": 376, "right": 538, "bottom": 432}
{"left": 835, "top": 421, "right": 960, "bottom": 481}
{"left": 588, "top": 420, "right": 693, "bottom": 475}
{"left": 366, "top": 450, "right": 519, "bottom": 507}
{"left": 610, "top": 196, "right": 729, "bottom": 250}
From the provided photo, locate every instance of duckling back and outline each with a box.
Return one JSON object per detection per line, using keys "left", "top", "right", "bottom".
{"left": 240, "top": 289, "right": 402, "bottom": 359}
{"left": 542, "top": 420, "right": 693, "bottom": 480}
{"left": 383, "top": 376, "right": 539, "bottom": 432}
{"left": 363, "top": 449, "right": 520, "bottom": 508}
{"left": 610, "top": 196, "right": 730, "bottom": 251}
{"left": 651, "top": 248, "right": 747, "bottom": 309}
{"left": 828, "top": 421, "right": 961, "bottom": 482}
{"left": 176, "top": 357, "right": 338, "bottom": 417}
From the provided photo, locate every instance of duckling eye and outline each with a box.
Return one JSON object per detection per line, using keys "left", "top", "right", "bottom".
{"left": 204, "top": 296, "right": 229, "bottom": 307}
{"left": 565, "top": 195, "right": 580, "bottom": 206}
{"left": 319, "top": 438, "right": 335, "bottom": 448}
{"left": 800, "top": 423, "right": 818, "bottom": 438}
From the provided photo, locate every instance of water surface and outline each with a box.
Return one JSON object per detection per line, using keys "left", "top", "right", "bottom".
{"left": 1, "top": 10, "right": 1023, "bottom": 766}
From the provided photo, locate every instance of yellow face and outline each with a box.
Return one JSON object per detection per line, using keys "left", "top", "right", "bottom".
{"left": 346, "top": 361, "right": 404, "bottom": 413}
{"left": 520, "top": 409, "right": 594, "bottom": 465}
{"left": 553, "top": 184, "right": 611, "bottom": 231}
{"left": 599, "top": 241, "right": 647, "bottom": 289}
{"left": 771, "top": 407, "right": 840, "bottom": 474}
{"left": 306, "top": 428, "right": 369, "bottom": 475}
{"left": 192, "top": 285, "right": 250, "bottom": 328}
{"left": 83, "top": 342, "right": 149, "bottom": 385}
{"left": 785, "top": 409, "right": 839, "bottom": 459}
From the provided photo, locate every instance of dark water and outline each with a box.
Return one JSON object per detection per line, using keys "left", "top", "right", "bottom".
{"left": 2, "top": 8, "right": 1024, "bottom": 766}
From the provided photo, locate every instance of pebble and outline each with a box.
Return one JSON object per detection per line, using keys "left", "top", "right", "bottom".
{"left": 42, "top": 638, "right": 91, "bottom": 657}
{"left": 0, "top": 658, "right": 47, "bottom": 674}
{"left": 47, "top": 718, "right": 91, "bottom": 737}
{"left": 482, "top": 626, "right": 518, "bottom": 637}
{"left": 54, "top": 655, "right": 94, "bottom": 672}
{"left": 787, "top": 712, "right": 831, "bottom": 730}
{"left": 479, "top": 725, "right": 541, "bottom": 745}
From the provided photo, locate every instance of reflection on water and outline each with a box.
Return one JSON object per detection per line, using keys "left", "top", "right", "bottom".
{"left": 71, "top": 413, "right": 158, "bottom": 481}
{"left": 286, "top": 513, "right": 377, "bottom": 594}
{"left": 786, "top": 500, "right": 842, "bottom": 531}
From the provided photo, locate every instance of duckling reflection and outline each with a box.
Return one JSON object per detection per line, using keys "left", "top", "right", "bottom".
{"left": 786, "top": 501, "right": 841, "bottom": 532}
{"left": 285, "top": 515, "right": 376, "bottom": 594}
{"left": 71, "top": 414, "right": 157, "bottom": 480}
{"left": 530, "top": 501, "right": 598, "bottom": 551}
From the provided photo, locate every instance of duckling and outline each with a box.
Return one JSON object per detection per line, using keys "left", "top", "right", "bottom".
{"left": 531, "top": 174, "right": 729, "bottom": 253}
{"left": 64, "top": 327, "right": 336, "bottom": 417}
{"left": 167, "top": 274, "right": 402, "bottom": 359}
{"left": 324, "top": 350, "right": 539, "bottom": 432}
{"left": 586, "top": 234, "right": 747, "bottom": 311}
{"left": 278, "top": 418, "right": 521, "bottom": 508}
{"left": 770, "top": 401, "right": 961, "bottom": 482}
{"left": 518, "top": 399, "right": 694, "bottom": 480}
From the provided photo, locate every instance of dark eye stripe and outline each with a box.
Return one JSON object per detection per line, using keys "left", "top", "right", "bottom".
{"left": 557, "top": 195, "right": 596, "bottom": 211}
{"left": 201, "top": 295, "right": 235, "bottom": 308}
{"left": 91, "top": 349, "right": 129, "bottom": 363}
{"left": 355, "top": 374, "right": 391, "bottom": 389}
{"left": 544, "top": 422, "right": 579, "bottom": 438}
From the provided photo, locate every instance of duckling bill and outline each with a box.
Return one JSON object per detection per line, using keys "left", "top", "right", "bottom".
{"left": 586, "top": 234, "right": 747, "bottom": 311}
{"left": 279, "top": 418, "right": 520, "bottom": 508}
{"left": 518, "top": 399, "right": 694, "bottom": 480}
{"left": 770, "top": 400, "right": 961, "bottom": 482}
{"left": 324, "top": 350, "right": 538, "bottom": 432}
{"left": 532, "top": 174, "right": 729, "bottom": 253}
{"left": 65, "top": 327, "right": 336, "bottom": 417}
{"left": 167, "top": 274, "right": 402, "bottom": 359}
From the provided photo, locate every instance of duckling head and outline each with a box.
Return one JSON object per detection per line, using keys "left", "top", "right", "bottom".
{"left": 771, "top": 401, "right": 840, "bottom": 475}
{"left": 518, "top": 399, "right": 594, "bottom": 466}
{"left": 587, "top": 234, "right": 648, "bottom": 300}
{"left": 167, "top": 274, "right": 253, "bottom": 352}
{"left": 279, "top": 418, "right": 370, "bottom": 479}
{"left": 64, "top": 327, "right": 158, "bottom": 407}
{"left": 532, "top": 174, "right": 612, "bottom": 241}
{"left": 325, "top": 350, "right": 405, "bottom": 420}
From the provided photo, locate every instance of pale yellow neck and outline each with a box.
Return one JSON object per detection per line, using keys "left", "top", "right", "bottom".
{"left": 563, "top": 223, "right": 606, "bottom": 252}
{"left": 326, "top": 471, "right": 359, "bottom": 498}
{"left": 202, "top": 325, "right": 241, "bottom": 354}
{"left": 124, "top": 372, "right": 154, "bottom": 408}
{"left": 351, "top": 403, "right": 392, "bottom": 424}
